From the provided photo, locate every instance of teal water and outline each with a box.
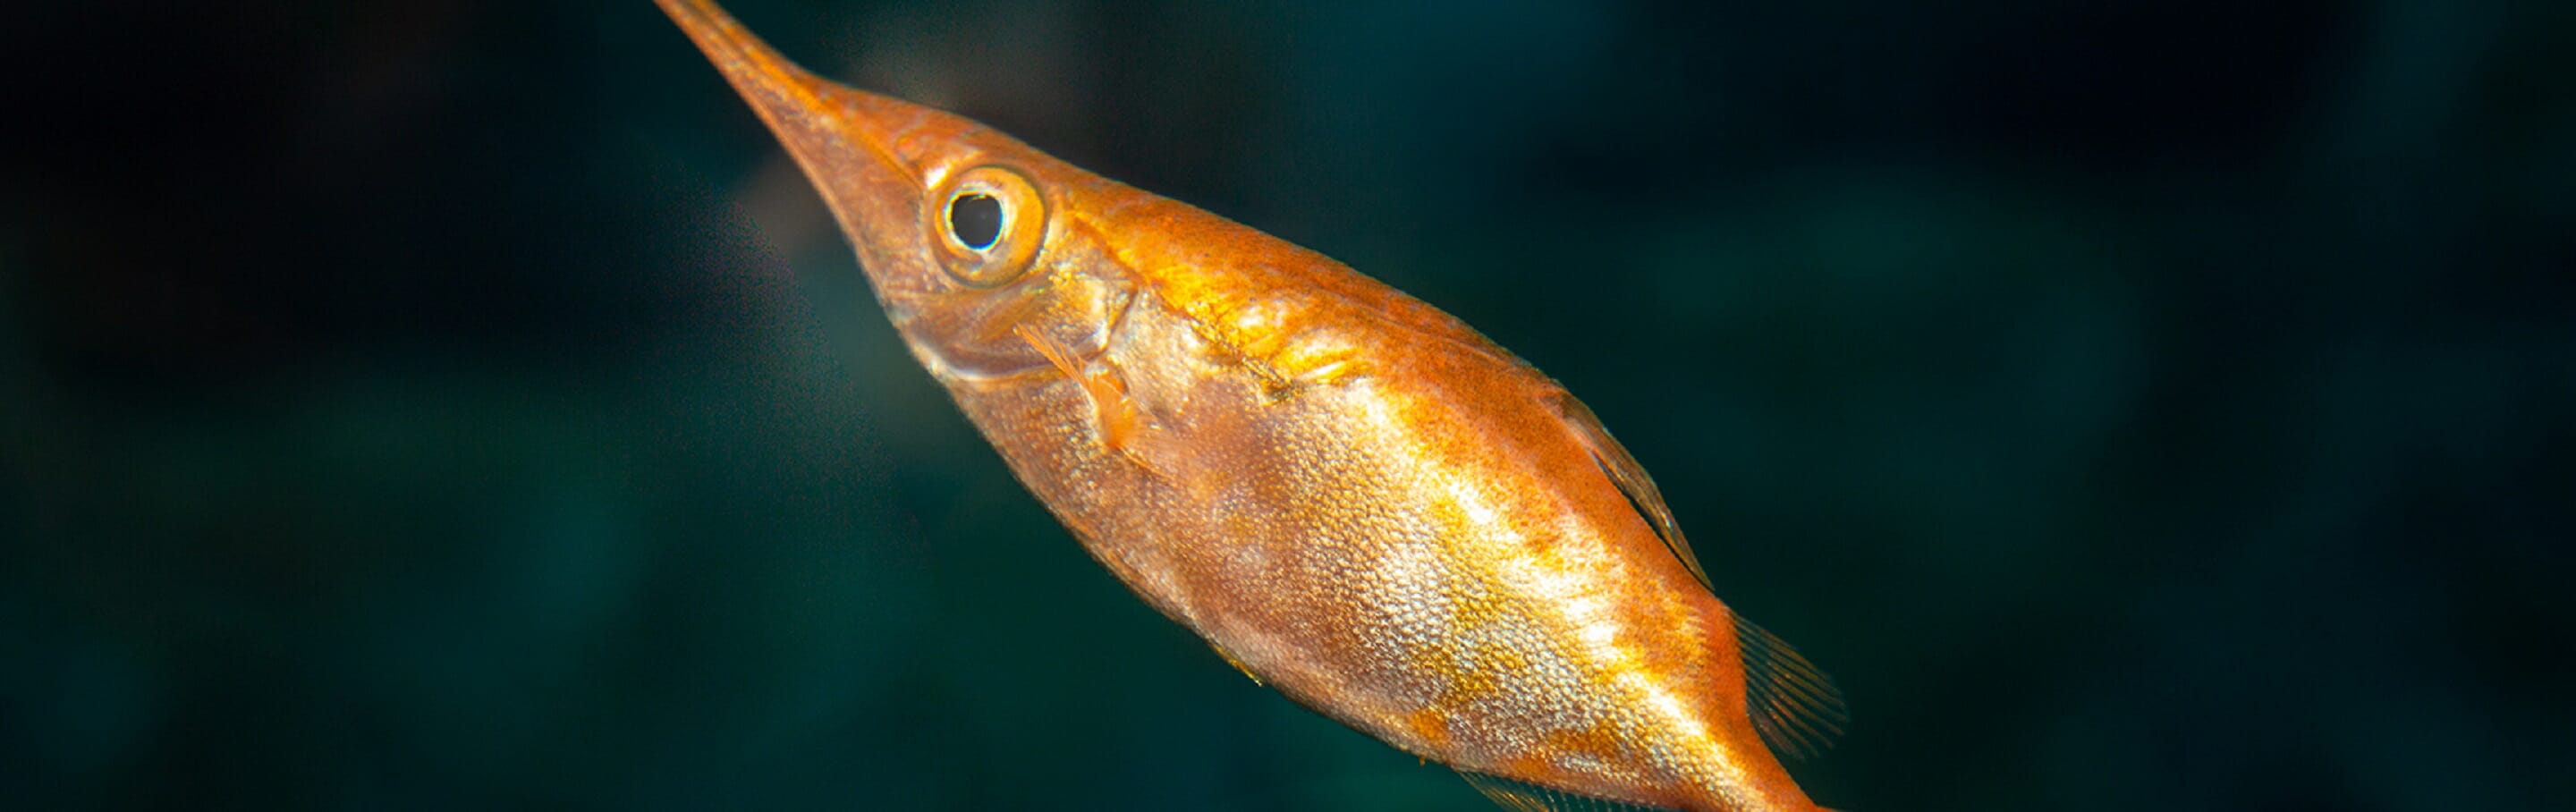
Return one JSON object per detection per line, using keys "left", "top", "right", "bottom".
{"left": 3, "top": 1, "right": 2568, "bottom": 809}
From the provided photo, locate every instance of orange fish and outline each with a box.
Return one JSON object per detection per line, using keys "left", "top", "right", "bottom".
{"left": 653, "top": 2, "right": 1847, "bottom": 809}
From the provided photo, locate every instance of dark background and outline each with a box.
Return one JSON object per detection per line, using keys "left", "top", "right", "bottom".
{"left": 4, "top": 1, "right": 2571, "bottom": 810}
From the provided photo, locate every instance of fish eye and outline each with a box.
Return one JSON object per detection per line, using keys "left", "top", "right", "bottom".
{"left": 932, "top": 165, "right": 1046, "bottom": 287}
{"left": 948, "top": 194, "right": 1003, "bottom": 250}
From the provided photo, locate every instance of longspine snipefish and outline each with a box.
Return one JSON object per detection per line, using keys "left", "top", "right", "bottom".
{"left": 651, "top": 2, "right": 1849, "bottom": 809}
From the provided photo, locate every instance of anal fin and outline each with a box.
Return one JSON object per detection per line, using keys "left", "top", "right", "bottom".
{"left": 1458, "top": 771, "right": 1678, "bottom": 812}
{"left": 1206, "top": 641, "right": 1265, "bottom": 687}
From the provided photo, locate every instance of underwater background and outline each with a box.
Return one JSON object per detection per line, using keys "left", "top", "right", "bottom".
{"left": 4, "top": 1, "right": 2571, "bottom": 809}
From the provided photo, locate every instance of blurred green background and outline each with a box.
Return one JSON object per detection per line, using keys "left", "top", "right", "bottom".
{"left": 4, "top": 1, "right": 2571, "bottom": 810}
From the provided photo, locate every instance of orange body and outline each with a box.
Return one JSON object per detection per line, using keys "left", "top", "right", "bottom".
{"left": 654, "top": 2, "right": 1843, "bottom": 809}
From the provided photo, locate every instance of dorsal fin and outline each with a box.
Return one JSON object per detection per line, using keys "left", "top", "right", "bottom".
{"left": 1552, "top": 393, "right": 1709, "bottom": 590}
{"left": 1457, "top": 770, "right": 1679, "bottom": 812}
{"left": 1553, "top": 392, "right": 1849, "bottom": 760}
{"left": 1735, "top": 616, "right": 1848, "bottom": 760}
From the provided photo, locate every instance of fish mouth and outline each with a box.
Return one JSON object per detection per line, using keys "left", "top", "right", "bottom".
{"left": 653, "top": 0, "right": 928, "bottom": 220}
{"left": 657, "top": 0, "right": 989, "bottom": 321}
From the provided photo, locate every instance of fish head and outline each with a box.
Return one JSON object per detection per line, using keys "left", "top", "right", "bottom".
{"left": 661, "top": 0, "right": 1132, "bottom": 378}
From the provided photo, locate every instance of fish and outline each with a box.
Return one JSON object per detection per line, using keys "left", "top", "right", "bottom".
{"left": 649, "top": 1, "right": 1848, "bottom": 809}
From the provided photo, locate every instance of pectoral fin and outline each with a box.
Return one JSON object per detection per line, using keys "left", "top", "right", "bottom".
{"left": 1015, "top": 325, "right": 1182, "bottom": 480}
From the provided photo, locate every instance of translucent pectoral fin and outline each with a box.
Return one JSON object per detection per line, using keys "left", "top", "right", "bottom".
{"left": 1013, "top": 325, "right": 1180, "bottom": 479}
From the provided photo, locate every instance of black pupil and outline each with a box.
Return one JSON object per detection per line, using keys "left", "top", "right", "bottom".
{"left": 949, "top": 193, "right": 1004, "bottom": 250}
